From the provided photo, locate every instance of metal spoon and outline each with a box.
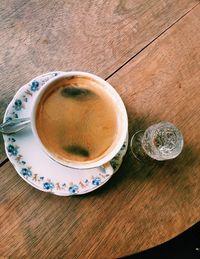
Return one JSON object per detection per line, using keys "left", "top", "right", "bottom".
{"left": 0, "top": 118, "right": 31, "bottom": 134}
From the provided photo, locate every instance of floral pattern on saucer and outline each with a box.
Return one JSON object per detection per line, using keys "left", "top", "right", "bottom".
{"left": 6, "top": 135, "right": 112, "bottom": 194}
{"left": 3, "top": 72, "right": 128, "bottom": 196}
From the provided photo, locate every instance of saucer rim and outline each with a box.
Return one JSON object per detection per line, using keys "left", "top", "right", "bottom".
{"left": 3, "top": 71, "right": 128, "bottom": 196}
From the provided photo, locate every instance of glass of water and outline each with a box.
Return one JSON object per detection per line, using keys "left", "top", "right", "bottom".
{"left": 130, "top": 122, "right": 184, "bottom": 161}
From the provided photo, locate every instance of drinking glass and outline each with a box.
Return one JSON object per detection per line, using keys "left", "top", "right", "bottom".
{"left": 130, "top": 122, "right": 184, "bottom": 161}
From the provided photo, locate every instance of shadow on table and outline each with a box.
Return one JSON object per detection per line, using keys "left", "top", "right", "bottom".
{"left": 121, "top": 222, "right": 200, "bottom": 259}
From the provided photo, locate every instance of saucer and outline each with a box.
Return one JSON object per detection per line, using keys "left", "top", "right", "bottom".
{"left": 3, "top": 72, "right": 128, "bottom": 196}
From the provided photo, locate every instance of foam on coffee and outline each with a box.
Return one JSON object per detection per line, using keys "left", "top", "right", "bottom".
{"left": 36, "top": 76, "right": 118, "bottom": 163}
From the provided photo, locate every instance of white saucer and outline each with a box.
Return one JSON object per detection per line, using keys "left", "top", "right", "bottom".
{"left": 3, "top": 72, "right": 128, "bottom": 196}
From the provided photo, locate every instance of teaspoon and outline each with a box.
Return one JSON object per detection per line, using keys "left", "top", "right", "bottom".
{"left": 0, "top": 118, "right": 31, "bottom": 134}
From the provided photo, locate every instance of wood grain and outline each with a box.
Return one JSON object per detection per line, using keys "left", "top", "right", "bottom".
{"left": 1, "top": 4, "right": 200, "bottom": 258}
{"left": 0, "top": 0, "right": 199, "bottom": 162}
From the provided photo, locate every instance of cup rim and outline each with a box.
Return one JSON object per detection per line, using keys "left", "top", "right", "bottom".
{"left": 31, "top": 71, "right": 128, "bottom": 169}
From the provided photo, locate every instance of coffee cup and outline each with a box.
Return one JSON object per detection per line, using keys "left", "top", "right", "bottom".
{"left": 31, "top": 71, "right": 128, "bottom": 169}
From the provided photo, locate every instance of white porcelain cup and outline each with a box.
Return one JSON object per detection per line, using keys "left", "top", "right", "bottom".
{"left": 31, "top": 71, "right": 128, "bottom": 169}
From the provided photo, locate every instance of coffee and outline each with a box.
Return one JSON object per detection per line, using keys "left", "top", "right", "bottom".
{"left": 36, "top": 76, "right": 118, "bottom": 163}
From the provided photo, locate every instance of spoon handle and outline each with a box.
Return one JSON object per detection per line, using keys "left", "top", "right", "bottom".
{"left": 0, "top": 118, "right": 31, "bottom": 134}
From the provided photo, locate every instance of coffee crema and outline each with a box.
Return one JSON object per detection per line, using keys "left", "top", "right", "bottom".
{"left": 36, "top": 76, "right": 118, "bottom": 163}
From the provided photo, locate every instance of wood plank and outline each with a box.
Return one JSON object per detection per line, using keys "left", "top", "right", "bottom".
{"left": 0, "top": 0, "right": 199, "bottom": 162}
{"left": 1, "top": 5, "right": 200, "bottom": 258}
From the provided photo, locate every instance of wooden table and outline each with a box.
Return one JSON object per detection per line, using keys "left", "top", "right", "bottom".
{"left": 1, "top": 1, "right": 200, "bottom": 258}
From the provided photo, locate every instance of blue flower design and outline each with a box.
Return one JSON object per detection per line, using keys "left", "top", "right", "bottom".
{"left": 7, "top": 144, "right": 18, "bottom": 156}
{"left": 6, "top": 117, "right": 13, "bottom": 122}
{"left": 13, "top": 113, "right": 18, "bottom": 118}
{"left": 14, "top": 99, "right": 22, "bottom": 111}
{"left": 92, "top": 177, "right": 101, "bottom": 186}
{"left": 43, "top": 182, "right": 54, "bottom": 190}
{"left": 8, "top": 137, "right": 16, "bottom": 142}
{"left": 110, "top": 160, "right": 117, "bottom": 170}
{"left": 21, "top": 168, "right": 32, "bottom": 177}
{"left": 31, "top": 80, "right": 39, "bottom": 91}
{"left": 69, "top": 185, "right": 79, "bottom": 194}
{"left": 121, "top": 143, "right": 126, "bottom": 150}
